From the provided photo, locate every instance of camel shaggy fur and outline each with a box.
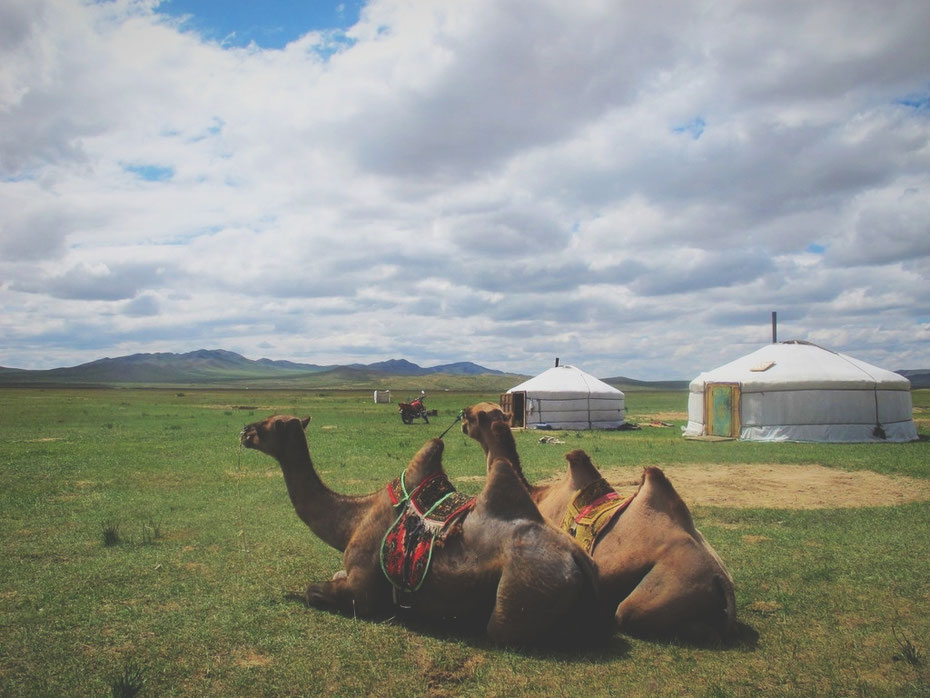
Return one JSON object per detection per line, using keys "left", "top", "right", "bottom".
{"left": 462, "top": 403, "right": 736, "bottom": 642}
{"left": 241, "top": 414, "right": 605, "bottom": 646}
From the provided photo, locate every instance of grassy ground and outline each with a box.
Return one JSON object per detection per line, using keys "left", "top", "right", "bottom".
{"left": 1, "top": 388, "right": 928, "bottom": 696}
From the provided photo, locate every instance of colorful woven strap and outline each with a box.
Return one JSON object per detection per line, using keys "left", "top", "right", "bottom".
{"left": 560, "top": 478, "right": 634, "bottom": 553}
{"left": 381, "top": 471, "right": 475, "bottom": 596}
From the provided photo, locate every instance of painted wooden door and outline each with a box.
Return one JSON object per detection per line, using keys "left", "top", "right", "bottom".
{"left": 705, "top": 383, "right": 740, "bottom": 437}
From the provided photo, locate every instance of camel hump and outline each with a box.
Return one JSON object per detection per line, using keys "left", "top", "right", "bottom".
{"left": 475, "top": 457, "right": 543, "bottom": 522}
{"left": 641, "top": 465, "right": 675, "bottom": 493}
{"left": 639, "top": 466, "right": 697, "bottom": 531}
{"left": 404, "top": 438, "right": 446, "bottom": 482}
{"left": 564, "top": 449, "right": 601, "bottom": 483}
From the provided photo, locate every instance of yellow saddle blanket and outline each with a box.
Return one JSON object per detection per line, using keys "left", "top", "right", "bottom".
{"left": 560, "top": 477, "right": 634, "bottom": 553}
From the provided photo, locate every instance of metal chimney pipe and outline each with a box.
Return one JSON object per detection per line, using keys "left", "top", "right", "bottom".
{"left": 772, "top": 311, "right": 777, "bottom": 344}
{"left": 555, "top": 357, "right": 560, "bottom": 367}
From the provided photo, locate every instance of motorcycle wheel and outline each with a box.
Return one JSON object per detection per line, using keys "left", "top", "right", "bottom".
{"left": 401, "top": 412, "right": 413, "bottom": 424}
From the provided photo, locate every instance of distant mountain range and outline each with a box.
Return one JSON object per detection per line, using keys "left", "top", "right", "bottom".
{"left": 0, "top": 349, "right": 515, "bottom": 388}
{"left": 0, "top": 349, "right": 925, "bottom": 390}
{"left": 898, "top": 370, "right": 930, "bottom": 389}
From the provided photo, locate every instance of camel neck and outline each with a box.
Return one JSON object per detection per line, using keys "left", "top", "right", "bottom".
{"left": 276, "top": 436, "right": 377, "bottom": 552}
{"left": 482, "top": 423, "right": 533, "bottom": 493}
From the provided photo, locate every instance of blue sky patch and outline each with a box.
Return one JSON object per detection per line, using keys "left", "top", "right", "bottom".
{"left": 154, "top": 0, "right": 363, "bottom": 49}
{"left": 896, "top": 92, "right": 930, "bottom": 111}
{"left": 673, "top": 117, "right": 706, "bottom": 140}
{"left": 807, "top": 243, "right": 826, "bottom": 254}
{"left": 124, "top": 164, "right": 174, "bottom": 182}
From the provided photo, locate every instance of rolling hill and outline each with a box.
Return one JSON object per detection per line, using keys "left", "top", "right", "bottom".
{"left": 2, "top": 350, "right": 922, "bottom": 391}
{"left": 0, "top": 350, "right": 520, "bottom": 390}
{"left": 897, "top": 369, "right": 930, "bottom": 389}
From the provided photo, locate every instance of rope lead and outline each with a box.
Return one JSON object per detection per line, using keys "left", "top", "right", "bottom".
{"left": 438, "top": 411, "right": 464, "bottom": 439}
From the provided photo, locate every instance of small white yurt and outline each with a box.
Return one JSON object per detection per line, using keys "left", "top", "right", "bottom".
{"left": 683, "top": 341, "right": 918, "bottom": 443}
{"left": 502, "top": 363, "right": 625, "bottom": 430}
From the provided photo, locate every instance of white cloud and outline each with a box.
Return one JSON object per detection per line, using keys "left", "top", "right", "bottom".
{"left": 0, "top": 0, "right": 928, "bottom": 378}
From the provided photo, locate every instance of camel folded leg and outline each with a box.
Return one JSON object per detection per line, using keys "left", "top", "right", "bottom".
{"left": 299, "top": 564, "right": 388, "bottom": 618}
{"left": 614, "top": 566, "right": 730, "bottom": 640}
{"left": 487, "top": 533, "right": 577, "bottom": 643}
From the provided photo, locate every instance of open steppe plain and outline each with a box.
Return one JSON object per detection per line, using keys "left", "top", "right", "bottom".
{"left": 1, "top": 387, "right": 928, "bottom": 696}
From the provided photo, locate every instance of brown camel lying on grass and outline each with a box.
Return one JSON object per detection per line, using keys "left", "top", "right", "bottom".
{"left": 241, "top": 414, "right": 606, "bottom": 646}
{"left": 462, "top": 403, "right": 736, "bottom": 642}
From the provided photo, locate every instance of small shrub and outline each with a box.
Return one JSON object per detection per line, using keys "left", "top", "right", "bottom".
{"left": 109, "top": 659, "right": 145, "bottom": 697}
{"left": 892, "top": 626, "right": 921, "bottom": 666}
{"left": 101, "top": 521, "right": 121, "bottom": 547}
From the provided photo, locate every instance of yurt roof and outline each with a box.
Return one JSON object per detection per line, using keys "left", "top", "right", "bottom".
{"left": 508, "top": 365, "right": 623, "bottom": 398}
{"left": 689, "top": 341, "right": 911, "bottom": 393}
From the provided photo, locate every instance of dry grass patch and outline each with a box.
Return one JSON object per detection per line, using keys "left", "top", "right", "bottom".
{"left": 233, "top": 649, "right": 272, "bottom": 668}
{"left": 635, "top": 410, "right": 688, "bottom": 423}
{"left": 598, "top": 463, "right": 930, "bottom": 509}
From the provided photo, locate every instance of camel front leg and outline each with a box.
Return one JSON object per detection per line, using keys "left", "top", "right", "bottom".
{"left": 296, "top": 564, "right": 388, "bottom": 618}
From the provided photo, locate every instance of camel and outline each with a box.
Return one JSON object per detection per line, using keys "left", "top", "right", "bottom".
{"left": 462, "top": 403, "right": 736, "bottom": 642}
{"left": 240, "top": 414, "right": 605, "bottom": 646}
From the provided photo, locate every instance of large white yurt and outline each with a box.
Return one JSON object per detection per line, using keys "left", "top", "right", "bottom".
{"left": 502, "top": 363, "right": 625, "bottom": 430}
{"left": 683, "top": 341, "right": 918, "bottom": 443}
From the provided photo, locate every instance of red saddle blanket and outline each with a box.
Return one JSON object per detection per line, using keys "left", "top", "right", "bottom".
{"left": 380, "top": 472, "right": 475, "bottom": 595}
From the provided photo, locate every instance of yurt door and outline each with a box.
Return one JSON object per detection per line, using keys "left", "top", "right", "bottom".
{"left": 500, "top": 392, "right": 526, "bottom": 427}
{"left": 705, "top": 383, "right": 741, "bottom": 437}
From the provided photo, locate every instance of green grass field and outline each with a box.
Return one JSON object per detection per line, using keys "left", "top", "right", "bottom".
{"left": 1, "top": 388, "right": 928, "bottom": 696}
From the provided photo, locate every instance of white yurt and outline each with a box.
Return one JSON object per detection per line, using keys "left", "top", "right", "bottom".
{"left": 683, "top": 341, "right": 918, "bottom": 443}
{"left": 502, "top": 363, "right": 625, "bottom": 430}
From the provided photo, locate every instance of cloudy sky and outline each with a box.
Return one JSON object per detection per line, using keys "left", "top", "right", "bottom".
{"left": 1, "top": 0, "right": 929, "bottom": 379}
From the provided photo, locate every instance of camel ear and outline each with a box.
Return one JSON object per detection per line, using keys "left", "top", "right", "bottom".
{"left": 300, "top": 417, "right": 311, "bottom": 430}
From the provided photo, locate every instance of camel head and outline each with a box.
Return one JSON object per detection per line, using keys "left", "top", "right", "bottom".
{"left": 461, "top": 402, "right": 509, "bottom": 443}
{"left": 241, "top": 414, "right": 312, "bottom": 458}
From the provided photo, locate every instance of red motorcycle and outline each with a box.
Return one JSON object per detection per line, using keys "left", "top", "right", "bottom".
{"left": 399, "top": 392, "right": 429, "bottom": 424}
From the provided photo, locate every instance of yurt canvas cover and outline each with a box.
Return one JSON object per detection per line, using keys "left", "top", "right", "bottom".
{"left": 683, "top": 341, "right": 917, "bottom": 443}
{"left": 503, "top": 365, "right": 625, "bottom": 430}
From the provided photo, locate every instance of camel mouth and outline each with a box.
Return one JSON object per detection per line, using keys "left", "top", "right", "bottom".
{"left": 239, "top": 426, "right": 258, "bottom": 449}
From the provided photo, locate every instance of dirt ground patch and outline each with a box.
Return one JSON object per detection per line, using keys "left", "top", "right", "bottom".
{"left": 599, "top": 463, "right": 930, "bottom": 509}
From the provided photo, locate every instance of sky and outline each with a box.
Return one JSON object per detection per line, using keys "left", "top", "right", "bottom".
{"left": 1, "top": 0, "right": 929, "bottom": 380}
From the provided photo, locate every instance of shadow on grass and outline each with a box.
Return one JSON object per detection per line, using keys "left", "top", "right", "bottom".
{"left": 275, "top": 591, "right": 762, "bottom": 661}
{"left": 635, "top": 619, "right": 760, "bottom": 652}
{"left": 395, "top": 613, "right": 634, "bottom": 663}
{"left": 277, "top": 583, "right": 759, "bottom": 659}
